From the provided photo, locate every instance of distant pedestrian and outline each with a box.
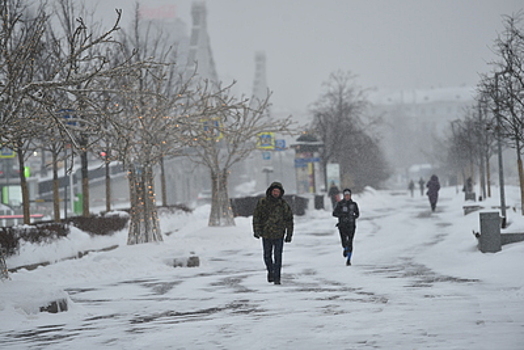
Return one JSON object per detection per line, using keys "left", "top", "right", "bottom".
{"left": 253, "top": 182, "right": 294, "bottom": 285}
{"left": 463, "top": 177, "right": 473, "bottom": 194}
{"left": 327, "top": 182, "right": 341, "bottom": 209}
{"left": 426, "top": 174, "right": 441, "bottom": 212}
{"left": 418, "top": 177, "right": 425, "bottom": 196}
{"left": 408, "top": 180, "right": 415, "bottom": 197}
{"left": 333, "top": 188, "right": 360, "bottom": 266}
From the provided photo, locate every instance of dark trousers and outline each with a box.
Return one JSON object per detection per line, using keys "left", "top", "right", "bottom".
{"left": 338, "top": 224, "right": 356, "bottom": 253}
{"left": 262, "top": 238, "right": 284, "bottom": 282}
{"left": 428, "top": 193, "right": 438, "bottom": 211}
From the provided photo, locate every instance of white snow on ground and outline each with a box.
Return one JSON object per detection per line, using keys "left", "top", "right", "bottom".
{"left": 1, "top": 186, "right": 523, "bottom": 349}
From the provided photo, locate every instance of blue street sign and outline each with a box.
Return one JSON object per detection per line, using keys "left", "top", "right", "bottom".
{"left": 59, "top": 109, "right": 76, "bottom": 126}
{"left": 275, "top": 139, "right": 286, "bottom": 150}
{"left": 0, "top": 147, "right": 15, "bottom": 159}
{"left": 262, "top": 151, "right": 271, "bottom": 160}
{"left": 294, "top": 157, "right": 320, "bottom": 167}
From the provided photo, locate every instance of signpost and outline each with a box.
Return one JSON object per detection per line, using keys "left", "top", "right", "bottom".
{"left": 0, "top": 148, "right": 16, "bottom": 205}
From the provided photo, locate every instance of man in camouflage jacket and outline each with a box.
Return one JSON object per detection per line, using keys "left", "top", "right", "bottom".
{"left": 253, "top": 182, "right": 294, "bottom": 285}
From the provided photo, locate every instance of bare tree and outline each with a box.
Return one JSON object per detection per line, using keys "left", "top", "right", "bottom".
{"left": 0, "top": 0, "right": 50, "bottom": 223}
{"left": 310, "top": 70, "right": 387, "bottom": 190}
{"left": 310, "top": 71, "right": 369, "bottom": 189}
{"left": 104, "top": 3, "right": 196, "bottom": 244}
{"left": 446, "top": 103, "right": 497, "bottom": 199}
{"left": 483, "top": 12, "right": 524, "bottom": 214}
{"left": 0, "top": 0, "right": 147, "bottom": 223}
{"left": 181, "top": 82, "right": 294, "bottom": 226}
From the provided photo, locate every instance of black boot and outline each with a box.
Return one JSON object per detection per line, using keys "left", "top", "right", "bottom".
{"left": 267, "top": 271, "right": 274, "bottom": 283}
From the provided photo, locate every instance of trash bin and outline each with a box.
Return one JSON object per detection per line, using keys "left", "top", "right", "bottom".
{"left": 314, "top": 195, "right": 324, "bottom": 210}
{"left": 479, "top": 212, "right": 501, "bottom": 253}
{"left": 74, "top": 193, "right": 83, "bottom": 215}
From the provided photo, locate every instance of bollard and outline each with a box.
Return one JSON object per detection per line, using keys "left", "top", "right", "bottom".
{"left": 314, "top": 195, "right": 324, "bottom": 210}
{"left": 479, "top": 212, "right": 501, "bottom": 253}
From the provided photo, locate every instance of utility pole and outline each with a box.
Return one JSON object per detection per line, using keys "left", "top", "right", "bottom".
{"left": 494, "top": 72, "right": 507, "bottom": 228}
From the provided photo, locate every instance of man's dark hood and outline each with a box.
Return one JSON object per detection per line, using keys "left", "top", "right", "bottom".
{"left": 266, "top": 181, "right": 285, "bottom": 198}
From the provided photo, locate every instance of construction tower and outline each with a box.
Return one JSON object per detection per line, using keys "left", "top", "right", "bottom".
{"left": 186, "top": 1, "right": 219, "bottom": 84}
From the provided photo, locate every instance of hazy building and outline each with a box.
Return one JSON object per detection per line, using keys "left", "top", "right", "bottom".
{"left": 186, "top": 1, "right": 219, "bottom": 84}
{"left": 370, "top": 86, "right": 475, "bottom": 176}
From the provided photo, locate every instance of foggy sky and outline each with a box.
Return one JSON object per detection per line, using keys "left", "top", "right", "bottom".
{"left": 91, "top": 0, "right": 524, "bottom": 112}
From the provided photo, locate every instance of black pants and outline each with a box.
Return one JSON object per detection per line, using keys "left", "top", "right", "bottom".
{"left": 338, "top": 224, "right": 356, "bottom": 253}
{"left": 262, "top": 238, "right": 284, "bottom": 282}
{"left": 428, "top": 194, "right": 438, "bottom": 211}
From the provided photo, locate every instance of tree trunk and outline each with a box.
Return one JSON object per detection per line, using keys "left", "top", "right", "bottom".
{"left": 486, "top": 153, "right": 491, "bottom": 198}
{"left": 52, "top": 153, "right": 60, "bottom": 222}
{"left": 81, "top": 147, "right": 89, "bottom": 217}
{"left": 518, "top": 150, "right": 524, "bottom": 216}
{"left": 105, "top": 157, "right": 111, "bottom": 213}
{"left": 159, "top": 156, "right": 167, "bottom": 206}
{"left": 127, "top": 163, "right": 163, "bottom": 244}
{"left": 209, "top": 169, "right": 235, "bottom": 227}
{"left": 321, "top": 159, "right": 329, "bottom": 194}
{"left": 479, "top": 148, "right": 486, "bottom": 200}
{"left": 17, "top": 149, "right": 30, "bottom": 225}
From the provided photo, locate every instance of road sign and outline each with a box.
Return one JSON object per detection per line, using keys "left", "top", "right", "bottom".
{"left": 201, "top": 117, "right": 223, "bottom": 140}
{"left": 294, "top": 157, "right": 320, "bottom": 167}
{"left": 262, "top": 151, "right": 271, "bottom": 160}
{"left": 275, "top": 139, "right": 286, "bottom": 150}
{"left": 58, "top": 109, "right": 76, "bottom": 126}
{"left": 257, "top": 132, "right": 275, "bottom": 149}
{"left": 0, "top": 147, "right": 15, "bottom": 159}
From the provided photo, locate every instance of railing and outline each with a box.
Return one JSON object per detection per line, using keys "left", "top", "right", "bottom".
{"left": 0, "top": 214, "right": 45, "bottom": 227}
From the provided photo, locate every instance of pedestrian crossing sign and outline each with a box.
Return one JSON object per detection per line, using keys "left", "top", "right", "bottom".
{"left": 257, "top": 132, "right": 275, "bottom": 149}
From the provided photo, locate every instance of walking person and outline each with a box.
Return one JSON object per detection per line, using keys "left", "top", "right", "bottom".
{"left": 418, "top": 177, "right": 425, "bottom": 196}
{"left": 426, "top": 174, "right": 441, "bottom": 212}
{"left": 253, "top": 182, "right": 294, "bottom": 285}
{"left": 463, "top": 177, "right": 473, "bottom": 194}
{"left": 333, "top": 188, "right": 360, "bottom": 266}
{"left": 408, "top": 180, "right": 415, "bottom": 197}
{"left": 327, "top": 182, "right": 341, "bottom": 209}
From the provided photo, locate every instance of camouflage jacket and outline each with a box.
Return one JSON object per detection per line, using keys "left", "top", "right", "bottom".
{"left": 253, "top": 196, "right": 294, "bottom": 240}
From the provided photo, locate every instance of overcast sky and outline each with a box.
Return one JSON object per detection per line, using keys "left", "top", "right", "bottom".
{"left": 92, "top": 0, "right": 524, "bottom": 112}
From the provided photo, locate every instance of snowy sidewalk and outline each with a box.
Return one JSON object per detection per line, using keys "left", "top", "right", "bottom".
{"left": 1, "top": 187, "right": 523, "bottom": 349}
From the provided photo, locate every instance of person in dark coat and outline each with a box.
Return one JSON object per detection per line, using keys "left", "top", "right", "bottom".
{"left": 418, "top": 177, "right": 425, "bottom": 196}
{"left": 408, "top": 180, "right": 415, "bottom": 197}
{"left": 253, "top": 182, "right": 294, "bottom": 285}
{"left": 327, "top": 182, "right": 341, "bottom": 209}
{"left": 426, "top": 174, "right": 441, "bottom": 212}
{"left": 332, "top": 188, "right": 360, "bottom": 266}
{"left": 463, "top": 177, "right": 473, "bottom": 194}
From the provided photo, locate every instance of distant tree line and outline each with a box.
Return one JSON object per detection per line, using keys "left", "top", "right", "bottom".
{"left": 442, "top": 12, "right": 524, "bottom": 215}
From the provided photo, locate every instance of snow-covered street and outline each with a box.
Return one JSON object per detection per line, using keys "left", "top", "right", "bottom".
{"left": 1, "top": 186, "right": 523, "bottom": 349}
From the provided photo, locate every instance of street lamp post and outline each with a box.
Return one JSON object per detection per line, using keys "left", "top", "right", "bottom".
{"left": 494, "top": 72, "right": 507, "bottom": 228}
